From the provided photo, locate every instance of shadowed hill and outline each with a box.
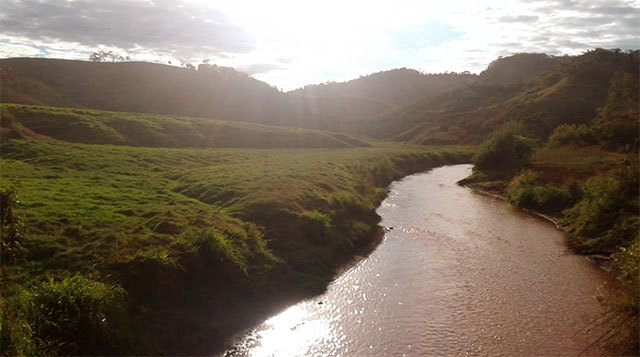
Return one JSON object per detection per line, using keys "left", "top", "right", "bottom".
{"left": 0, "top": 104, "right": 370, "bottom": 149}
{"left": 288, "top": 68, "right": 476, "bottom": 131}
{"left": 477, "top": 53, "right": 566, "bottom": 85}
{"left": 1, "top": 58, "right": 290, "bottom": 125}
{"left": 1, "top": 59, "right": 474, "bottom": 133}
{"left": 365, "top": 49, "right": 639, "bottom": 144}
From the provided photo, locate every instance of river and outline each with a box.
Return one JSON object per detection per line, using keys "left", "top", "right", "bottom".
{"left": 224, "top": 164, "right": 613, "bottom": 356}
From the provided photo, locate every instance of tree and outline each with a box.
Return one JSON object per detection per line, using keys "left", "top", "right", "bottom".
{"left": 89, "top": 51, "right": 108, "bottom": 62}
{"left": 89, "top": 50, "right": 128, "bottom": 62}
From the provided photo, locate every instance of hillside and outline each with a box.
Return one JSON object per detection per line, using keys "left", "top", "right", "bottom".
{"left": 364, "top": 49, "right": 639, "bottom": 144}
{"left": 0, "top": 104, "right": 369, "bottom": 149}
{"left": 288, "top": 68, "right": 475, "bottom": 131}
{"left": 476, "top": 53, "right": 566, "bottom": 85}
{"left": 1, "top": 58, "right": 290, "bottom": 125}
{"left": 0, "top": 59, "right": 473, "bottom": 133}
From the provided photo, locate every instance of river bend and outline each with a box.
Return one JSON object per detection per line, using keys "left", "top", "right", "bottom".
{"left": 225, "top": 164, "right": 612, "bottom": 356}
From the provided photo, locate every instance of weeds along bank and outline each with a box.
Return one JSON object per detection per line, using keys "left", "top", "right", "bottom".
{"left": 0, "top": 138, "right": 472, "bottom": 355}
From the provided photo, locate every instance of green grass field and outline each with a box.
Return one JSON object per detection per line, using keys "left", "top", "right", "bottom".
{"left": 0, "top": 105, "right": 472, "bottom": 354}
{"left": 1, "top": 103, "right": 369, "bottom": 149}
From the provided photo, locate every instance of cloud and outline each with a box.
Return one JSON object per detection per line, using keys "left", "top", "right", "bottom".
{"left": 1, "top": 0, "right": 639, "bottom": 90}
{"left": 0, "top": 40, "right": 44, "bottom": 58}
{"left": 237, "top": 63, "right": 285, "bottom": 75}
{"left": 498, "top": 15, "right": 539, "bottom": 23}
{"left": 0, "top": 0, "right": 255, "bottom": 59}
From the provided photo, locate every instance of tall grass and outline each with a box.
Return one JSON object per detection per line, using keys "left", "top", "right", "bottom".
{"left": 1, "top": 276, "right": 132, "bottom": 356}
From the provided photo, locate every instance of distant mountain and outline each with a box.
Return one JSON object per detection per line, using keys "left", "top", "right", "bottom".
{"left": 364, "top": 49, "right": 639, "bottom": 144}
{"left": 0, "top": 59, "right": 474, "bottom": 132}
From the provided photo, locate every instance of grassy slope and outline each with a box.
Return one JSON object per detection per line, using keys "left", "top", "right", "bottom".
{"left": 0, "top": 108, "right": 472, "bottom": 354}
{"left": 1, "top": 103, "right": 368, "bottom": 149}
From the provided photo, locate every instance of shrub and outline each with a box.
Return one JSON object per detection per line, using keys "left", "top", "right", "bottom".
{"left": 619, "top": 236, "right": 639, "bottom": 292}
{"left": 547, "top": 124, "right": 595, "bottom": 147}
{"left": 532, "top": 185, "right": 572, "bottom": 212}
{"left": 473, "top": 122, "right": 534, "bottom": 173}
{"left": 507, "top": 171, "right": 575, "bottom": 213}
{"left": 1, "top": 276, "right": 131, "bottom": 356}
{"left": 563, "top": 159, "right": 639, "bottom": 252}
{"left": 595, "top": 233, "right": 640, "bottom": 354}
{"left": 507, "top": 170, "right": 538, "bottom": 208}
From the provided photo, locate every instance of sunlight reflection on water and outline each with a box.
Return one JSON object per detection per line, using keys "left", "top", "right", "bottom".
{"left": 225, "top": 164, "right": 613, "bottom": 357}
{"left": 243, "top": 305, "right": 331, "bottom": 357}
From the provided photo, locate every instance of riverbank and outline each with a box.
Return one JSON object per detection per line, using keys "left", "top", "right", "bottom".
{"left": 0, "top": 138, "right": 472, "bottom": 355}
{"left": 226, "top": 165, "right": 617, "bottom": 356}
{"left": 459, "top": 145, "right": 639, "bottom": 354}
{"left": 460, "top": 182, "right": 623, "bottom": 274}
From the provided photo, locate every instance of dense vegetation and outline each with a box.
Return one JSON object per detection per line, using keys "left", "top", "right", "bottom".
{"left": 0, "top": 105, "right": 472, "bottom": 355}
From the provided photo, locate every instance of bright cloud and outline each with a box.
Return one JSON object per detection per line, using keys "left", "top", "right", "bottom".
{"left": 1, "top": 0, "right": 638, "bottom": 90}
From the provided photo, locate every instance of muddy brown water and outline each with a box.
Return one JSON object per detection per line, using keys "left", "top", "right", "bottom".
{"left": 224, "top": 164, "right": 614, "bottom": 356}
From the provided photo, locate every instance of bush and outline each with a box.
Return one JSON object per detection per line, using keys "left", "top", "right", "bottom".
{"left": 619, "top": 236, "right": 640, "bottom": 292}
{"left": 1, "top": 276, "right": 131, "bottom": 356}
{"left": 532, "top": 185, "right": 572, "bottom": 212}
{"left": 506, "top": 170, "right": 538, "bottom": 207}
{"left": 507, "top": 171, "right": 575, "bottom": 213}
{"left": 594, "top": 231, "right": 640, "bottom": 354}
{"left": 547, "top": 124, "right": 595, "bottom": 147}
{"left": 563, "top": 159, "right": 639, "bottom": 252}
{"left": 473, "top": 122, "right": 534, "bottom": 173}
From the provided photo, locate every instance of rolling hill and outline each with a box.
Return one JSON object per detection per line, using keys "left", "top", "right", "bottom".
{"left": 364, "top": 49, "right": 639, "bottom": 144}
{"left": 0, "top": 59, "right": 473, "bottom": 132}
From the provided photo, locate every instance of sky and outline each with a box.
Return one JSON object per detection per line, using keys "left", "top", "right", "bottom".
{"left": 1, "top": 0, "right": 639, "bottom": 90}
